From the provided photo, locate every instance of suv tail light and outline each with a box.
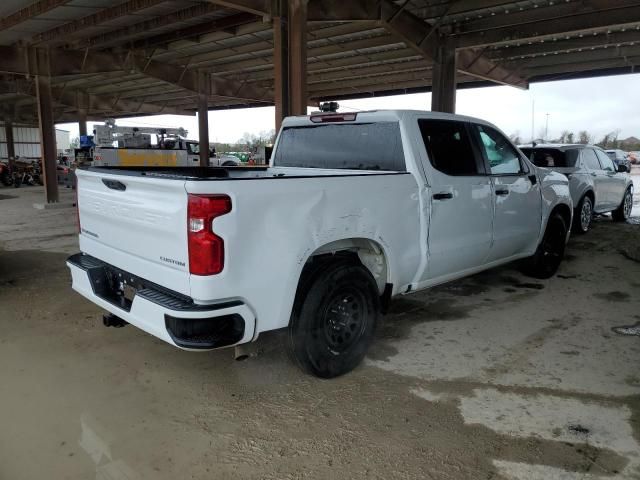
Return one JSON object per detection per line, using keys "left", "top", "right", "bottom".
{"left": 187, "top": 194, "right": 232, "bottom": 275}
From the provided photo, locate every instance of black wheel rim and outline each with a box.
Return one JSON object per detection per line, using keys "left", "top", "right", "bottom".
{"left": 322, "top": 289, "right": 367, "bottom": 353}
{"left": 542, "top": 220, "right": 565, "bottom": 270}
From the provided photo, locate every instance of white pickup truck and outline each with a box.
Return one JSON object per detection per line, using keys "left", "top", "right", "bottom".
{"left": 67, "top": 110, "right": 572, "bottom": 378}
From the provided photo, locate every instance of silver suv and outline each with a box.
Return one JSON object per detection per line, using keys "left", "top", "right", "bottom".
{"left": 520, "top": 144, "right": 633, "bottom": 233}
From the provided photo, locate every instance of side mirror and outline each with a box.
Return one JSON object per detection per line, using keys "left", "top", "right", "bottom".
{"left": 617, "top": 164, "right": 629, "bottom": 173}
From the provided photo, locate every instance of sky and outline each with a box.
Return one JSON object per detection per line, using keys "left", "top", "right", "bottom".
{"left": 57, "top": 72, "right": 640, "bottom": 145}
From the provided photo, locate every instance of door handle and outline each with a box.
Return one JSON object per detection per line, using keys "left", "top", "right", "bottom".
{"left": 495, "top": 188, "right": 509, "bottom": 196}
{"left": 433, "top": 192, "right": 453, "bottom": 200}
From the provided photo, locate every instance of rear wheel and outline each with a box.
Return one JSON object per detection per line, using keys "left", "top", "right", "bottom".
{"left": 0, "top": 171, "right": 11, "bottom": 186}
{"left": 522, "top": 213, "right": 567, "bottom": 279}
{"left": 287, "top": 259, "right": 380, "bottom": 378}
{"left": 573, "top": 195, "right": 593, "bottom": 234}
{"left": 612, "top": 188, "right": 633, "bottom": 222}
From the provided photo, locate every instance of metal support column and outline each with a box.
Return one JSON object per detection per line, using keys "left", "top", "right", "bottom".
{"left": 198, "top": 93, "right": 209, "bottom": 168}
{"left": 5, "top": 122, "right": 15, "bottom": 172}
{"left": 288, "top": 0, "right": 308, "bottom": 116}
{"left": 273, "top": 1, "right": 289, "bottom": 132}
{"left": 431, "top": 36, "right": 457, "bottom": 114}
{"left": 78, "top": 110, "right": 88, "bottom": 138}
{"left": 35, "top": 71, "right": 59, "bottom": 203}
{"left": 273, "top": 0, "right": 307, "bottom": 131}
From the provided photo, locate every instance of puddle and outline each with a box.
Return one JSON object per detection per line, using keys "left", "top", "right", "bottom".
{"left": 594, "top": 291, "right": 631, "bottom": 302}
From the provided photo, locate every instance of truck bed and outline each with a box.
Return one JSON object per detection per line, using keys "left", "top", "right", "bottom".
{"left": 83, "top": 165, "right": 407, "bottom": 181}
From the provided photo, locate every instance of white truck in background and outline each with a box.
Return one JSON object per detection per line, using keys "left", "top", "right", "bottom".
{"left": 83, "top": 121, "right": 238, "bottom": 168}
{"left": 67, "top": 110, "right": 572, "bottom": 378}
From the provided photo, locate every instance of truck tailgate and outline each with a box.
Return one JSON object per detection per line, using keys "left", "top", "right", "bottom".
{"left": 77, "top": 169, "right": 191, "bottom": 295}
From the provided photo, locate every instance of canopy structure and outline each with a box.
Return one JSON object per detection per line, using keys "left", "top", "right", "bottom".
{"left": 1, "top": 0, "right": 639, "bottom": 201}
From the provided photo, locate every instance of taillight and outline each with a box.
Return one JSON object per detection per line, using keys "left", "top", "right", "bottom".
{"left": 187, "top": 194, "right": 232, "bottom": 275}
{"left": 309, "top": 113, "right": 357, "bottom": 123}
{"left": 75, "top": 188, "right": 80, "bottom": 234}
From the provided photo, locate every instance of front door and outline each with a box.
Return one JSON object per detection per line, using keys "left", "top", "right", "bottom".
{"left": 472, "top": 124, "right": 542, "bottom": 261}
{"left": 416, "top": 118, "right": 493, "bottom": 281}
{"left": 582, "top": 148, "right": 609, "bottom": 211}
{"left": 595, "top": 149, "right": 626, "bottom": 208}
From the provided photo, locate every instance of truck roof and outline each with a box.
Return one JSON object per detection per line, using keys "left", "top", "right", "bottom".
{"left": 281, "top": 109, "right": 497, "bottom": 128}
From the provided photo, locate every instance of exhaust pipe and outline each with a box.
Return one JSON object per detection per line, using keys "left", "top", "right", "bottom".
{"left": 234, "top": 344, "right": 251, "bottom": 361}
{"left": 103, "top": 313, "right": 128, "bottom": 328}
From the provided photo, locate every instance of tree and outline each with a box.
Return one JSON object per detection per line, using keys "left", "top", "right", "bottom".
{"left": 558, "top": 130, "right": 570, "bottom": 144}
{"left": 236, "top": 129, "right": 276, "bottom": 151}
{"left": 578, "top": 130, "right": 591, "bottom": 144}
{"left": 566, "top": 132, "right": 575, "bottom": 144}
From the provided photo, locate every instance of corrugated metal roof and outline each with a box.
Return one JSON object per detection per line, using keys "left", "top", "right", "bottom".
{"left": 0, "top": 0, "right": 638, "bottom": 124}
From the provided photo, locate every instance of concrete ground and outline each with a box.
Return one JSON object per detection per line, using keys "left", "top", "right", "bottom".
{"left": 0, "top": 174, "right": 639, "bottom": 480}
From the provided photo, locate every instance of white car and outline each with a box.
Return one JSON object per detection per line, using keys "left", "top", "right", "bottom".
{"left": 520, "top": 144, "right": 633, "bottom": 233}
{"left": 67, "top": 110, "right": 572, "bottom": 378}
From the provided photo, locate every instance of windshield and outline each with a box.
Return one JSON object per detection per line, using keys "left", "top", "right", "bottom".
{"left": 520, "top": 148, "right": 579, "bottom": 168}
{"left": 273, "top": 122, "right": 406, "bottom": 171}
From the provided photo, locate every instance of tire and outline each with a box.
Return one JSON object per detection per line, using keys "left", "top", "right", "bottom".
{"left": 612, "top": 188, "right": 633, "bottom": 222}
{"left": 222, "top": 161, "right": 238, "bottom": 167}
{"left": 0, "top": 172, "right": 11, "bottom": 186}
{"left": 522, "top": 213, "right": 567, "bottom": 279}
{"left": 287, "top": 258, "right": 380, "bottom": 378}
{"left": 572, "top": 195, "right": 593, "bottom": 234}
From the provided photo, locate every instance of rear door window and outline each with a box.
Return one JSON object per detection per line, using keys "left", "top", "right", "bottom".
{"left": 474, "top": 125, "right": 523, "bottom": 175}
{"left": 418, "top": 119, "right": 481, "bottom": 175}
{"left": 526, "top": 148, "right": 579, "bottom": 168}
{"left": 583, "top": 149, "right": 603, "bottom": 170}
{"left": 273, "top": 122, "right": 405, "bottom": 171}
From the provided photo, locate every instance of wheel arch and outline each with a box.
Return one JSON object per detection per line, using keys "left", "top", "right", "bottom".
{"left": 582, "top": 188, "right": 595, "bottom": 204}
{"left": 303, "top": 237, "right": 391, "bottom": 295}
{"left": 550, "top": 202, "right": 572, "bottom": 232}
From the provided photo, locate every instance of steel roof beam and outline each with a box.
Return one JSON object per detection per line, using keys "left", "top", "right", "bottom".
{"left": 128, "top": 12, "right": 259, "bottom": 50}
{"left": 72, "top": 3, "right": 224, "bottom": 49}
{"left": 487, "top": 30, "right": 640, "bottom": 60}
{"left": 0, "top": 0, "right": 70, "bottom": 31}
{"left": 0, "top": 77, "right": 189, "bottom": 115}
{"left": 455, "top": 2, "right": 640, "bottom": 48}
{"left": 31, "top": 0, "right": 168, "bottom": 45}
{"left": 0, "top": 45, "right": 271, "bottom": 102}
{"left": 377, "top": 0, "right": 527, "bottom": 88}
{"left": 205, "top": 0, "right": 270, "bottom": 16}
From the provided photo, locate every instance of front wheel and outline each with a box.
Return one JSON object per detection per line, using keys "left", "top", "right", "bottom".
{"left": 522, "top": 213, "right": 567, "bottom": 279}
{"left": 287, "top": 259, "right": 380, "bottom": 378}
{"left": 612, "top": 188, "right": 633, "bottom": 222}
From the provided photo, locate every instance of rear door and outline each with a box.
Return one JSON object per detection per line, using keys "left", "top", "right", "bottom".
{"left": 416, "top": 118, "right": 493, "bottom": 281}
{"left": 583, "top": 148, "right": 609, "bottom": 211}
{"left": 77, "top": 169, "right": 191, "bottom": 294}
{"left": 472, "top": 123, "right": 542, "bottom": 261}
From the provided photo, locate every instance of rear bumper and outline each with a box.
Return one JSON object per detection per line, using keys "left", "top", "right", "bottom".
{"left": 66, "top": 253, "right": 255, "bottom": 350}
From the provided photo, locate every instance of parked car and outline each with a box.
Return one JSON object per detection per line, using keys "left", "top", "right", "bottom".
{"left": 67, "top": 110, "right": 573, "bottom": 378}
{"left": 605, "top": 149, "right": 631, "bottom": 170}
{"left": 520, "top": 144, "right": 633, "bottom": 233}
